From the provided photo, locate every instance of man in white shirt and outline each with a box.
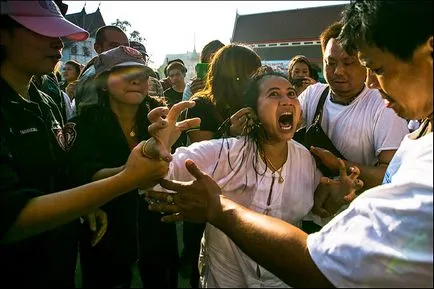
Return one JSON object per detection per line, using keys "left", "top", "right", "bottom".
{"left": 298, "top": 21, "right": 409, "bottom": 193}
{"left": 145, "top": 0, "right": 433, "bottom": 287}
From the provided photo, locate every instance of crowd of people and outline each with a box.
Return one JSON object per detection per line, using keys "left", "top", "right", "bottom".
{"left": 0, "top": 0, "right": 432, "bottom": 288}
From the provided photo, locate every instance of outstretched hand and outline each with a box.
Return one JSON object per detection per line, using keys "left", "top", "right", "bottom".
{"left": 312, "top": 158, "right": 363, "bottom": 218}
{"left": 145, "top": 159, "right": 222, "bottom": 223}
{"left": 310, "top": 146, "right": 341, "bottom": 175}
{"left": 147, "top": 101, "right": 201, "bottom": 161}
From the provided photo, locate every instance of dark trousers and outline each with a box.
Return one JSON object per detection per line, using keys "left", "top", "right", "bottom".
{"left": 181, "top": 221, "right": 206, "bottom": 288}
{"left": 138, "top": 198, "right": 179, "bottom": 288}
{"left": 79, "top": 225, "right": 134, "bottom": 288}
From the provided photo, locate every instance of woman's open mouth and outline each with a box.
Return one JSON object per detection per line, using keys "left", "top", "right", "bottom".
{"left": 279, "top": 112, "right": 294, "bottom": 130}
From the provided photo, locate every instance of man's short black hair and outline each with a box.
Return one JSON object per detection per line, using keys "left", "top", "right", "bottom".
{"left": 164, "top": 58, "right": 185, "bottom": 77}
{"left": 339, "top": 0, "right": 433, "bottom": 61}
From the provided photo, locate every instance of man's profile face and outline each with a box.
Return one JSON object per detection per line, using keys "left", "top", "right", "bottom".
{"left": 358, "top": 41, "right": 433, "bottom": 120}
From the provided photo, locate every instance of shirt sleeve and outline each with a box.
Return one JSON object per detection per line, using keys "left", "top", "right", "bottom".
{"left": 168, "top": 139, "right": 224, "bottom": 181}
{"left": 372, "top": 106, "right": 409, "bottom": 156}
{"left": 186, "top": 97, "right": 220, "bottom": 133}
{"left": 307, "top": 182, "right": 433, "bottom": 287}
{"left": 182, "top": 83, "right": 192, "bottom": 101}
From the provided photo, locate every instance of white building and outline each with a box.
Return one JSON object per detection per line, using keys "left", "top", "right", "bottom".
{"left": 61, "top": 6, "right": 106, "bottom": 67}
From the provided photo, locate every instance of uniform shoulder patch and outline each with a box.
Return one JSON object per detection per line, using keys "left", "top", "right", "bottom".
{"left": 63, "top": 122, "right": 77, "bottom": 151}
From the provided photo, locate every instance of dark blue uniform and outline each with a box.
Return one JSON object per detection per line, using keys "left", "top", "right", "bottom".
{"left": 66, "top": 98, "right": 178, "bottom": 288}
{"left": 0, "top": 77, "right": 79, "bottom": 288}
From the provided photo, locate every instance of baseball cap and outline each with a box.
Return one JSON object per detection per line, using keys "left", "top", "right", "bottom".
{"left": 164, "top": 58, "right": 185, "bottom": 76}
{"left": 94, "top": 45, "right": 151, "bottom": 76}
{"left": 129, "top": 41, "right": 148, "bottom": 57}
{"left": 0, "top": 0, "right": 89, "bottom": 41}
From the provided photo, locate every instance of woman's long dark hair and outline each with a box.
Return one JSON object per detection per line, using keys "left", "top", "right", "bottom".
{"left": 212, "top": 66, "right": 290, "bottom": 192}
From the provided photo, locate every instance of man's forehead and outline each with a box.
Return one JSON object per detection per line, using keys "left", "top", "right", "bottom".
{"left": 325, "top": 38, "right": 356, "bottom": 59}
{"left": 168, "top": 69, "right": 182, "bottom": 75}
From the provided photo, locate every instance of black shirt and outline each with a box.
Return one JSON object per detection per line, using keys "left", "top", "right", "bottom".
{"left": 163, "top": 87, "right": 183, "bottom": 108}
{"left": 66, "top": 98, "right": 162, "bottom": 264}
{"left": 0, "top": 77, "right": 78, "bottom": 287}
{"left": 186, "top": 97, "right": 225, "bottom": 138}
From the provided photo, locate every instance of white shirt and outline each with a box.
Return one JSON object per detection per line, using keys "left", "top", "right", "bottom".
{"left": 307, "top": 132, "right": 433, "bottom": 287}
{"left": 298, "top": 83, "right": 409, "bottom": 166}
{"left": 165, "top": 137, "right": 321, "bottom": 288}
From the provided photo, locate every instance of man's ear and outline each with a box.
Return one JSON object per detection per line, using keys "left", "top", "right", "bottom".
{"left": 94, "top": 43, "right": 102, "bottom": 54}
{"left": 428, "top": 36, "right": 433, "bottom": 58}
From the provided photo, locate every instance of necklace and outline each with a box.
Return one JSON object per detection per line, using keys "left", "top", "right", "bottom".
{"left": 129, "top": 128, "right": 136, "bottom": 137}
{"left": 128, "top": 123, "right": 137, "bottom": 138}
{"left": 261, "top": 152, "right": 285, "bottom": 184}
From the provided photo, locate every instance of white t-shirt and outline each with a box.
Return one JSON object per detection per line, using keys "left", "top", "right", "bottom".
{"left": 298, "top": 83, "right": 409, "bottom": 166}
{"left": 307, "top": 132, "right": 433, "bottom": 287}
{"left": 166, "top": 137, "right": 321, "bottom": 288}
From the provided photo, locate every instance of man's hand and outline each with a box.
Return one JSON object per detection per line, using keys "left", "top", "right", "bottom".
{"left": 84, "top": 208, "right": 107, "bottom": 247}
{"left": 145, "top": 159, "right": 222, "bottom": 223}
{"left": 147, "top": 101, "right": 201, "bottom": 161}
{"left": 312, "top": 158, "right": 364, "bottom": 217}
{"left": 310, "top": 146, "right": 342, "bottom": 175}
{"left": 123, "top": 141, "right": 169, "bottom": 189}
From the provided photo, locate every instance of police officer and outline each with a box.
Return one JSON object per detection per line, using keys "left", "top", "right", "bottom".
{"left": 0, "top": 1, "right": 170, "bottom": 287}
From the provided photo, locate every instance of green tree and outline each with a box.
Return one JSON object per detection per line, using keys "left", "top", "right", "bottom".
{"left": 111, "top": 19, "right": 131, "bottom": 32}
{"left": 129, "top": 30, "right": 143, "bottom": 43}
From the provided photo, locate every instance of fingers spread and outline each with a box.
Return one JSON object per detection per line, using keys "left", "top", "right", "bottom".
{"left": 148, "top": 203, "right": 179, "bottom": 214}
{"left": 148, "top": 120, "right": 168, "bottom": 136}
{"left": 185, "top": 159, "right": 207, "bottom": 180}
{"left": 348, "top": 166, "right": 361, "bottom": 181}
{"left": 320, "top": 176, "right": 333, "bottom": 185}
{"left": 337, "top": 158, "right": 347, "bottom": 178}
{"left": 159, "top": 178, "right": 189, "bottom": 192}
{"left": 161, "top": 213, "right": 184, "bottom": 223}
{"left": 354, "top": 178, "right": 364, "bottom": 191}
{"left": 148, "top": 106, "right": 169, "bottom": 123}
{"left": 176, "top": 118, "right": 201, "bottom": 132}
{"left": 167, "top": 101, "right": 196, "bottom": 122}
{"left": 145, "top": 190, "right": 176, "bottom": 203}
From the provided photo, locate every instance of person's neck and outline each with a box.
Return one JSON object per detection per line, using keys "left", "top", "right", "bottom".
{"left": 259, "top": 140, "right": 288, "bottom": 170}
{"left": 330, "top": 85, "right": 364, "bottom": 106}
{"left": 109, "top": 100, "right": 140, "bottom": 132}
{"left": 1, "top": 62, "right": 32, "bottom": 100}
{"left": 173, "top": 83, "right": 185, "bottom": 93}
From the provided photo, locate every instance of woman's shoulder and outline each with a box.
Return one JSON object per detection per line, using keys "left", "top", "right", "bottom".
{"left": 191, "top": 95, "right": 214, "bottom": 106}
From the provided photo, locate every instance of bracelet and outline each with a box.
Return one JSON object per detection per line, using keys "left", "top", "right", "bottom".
{"left": 141, "top": 139, "right": 155, "bottom": 159}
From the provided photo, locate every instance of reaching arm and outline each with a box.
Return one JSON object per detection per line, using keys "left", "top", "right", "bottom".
{"left": 2, "top": 141, "right": 168, "bottom": 243}
{"left": 146, "top": 159, "right": 334, "bottom": 287}
{"left": 212, "top": 195, "right": 333, "bottom": 288}
{"left": 91, "top": 166, "right": 124, "bottom": 181}
{"left": 310, "top": 147, "right": 396, "bottom": 190}
{"left": 4, "top": 171, "right": 132, "bottom": 243}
